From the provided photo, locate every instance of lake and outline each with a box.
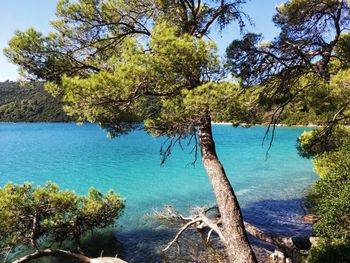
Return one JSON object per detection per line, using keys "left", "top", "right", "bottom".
{"left": 0, "top": 123, "right": 317, "bottom": 262}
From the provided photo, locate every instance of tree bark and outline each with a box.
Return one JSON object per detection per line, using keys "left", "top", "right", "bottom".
{"left": 197, "top": 114, "right": 257, "bottom": 263}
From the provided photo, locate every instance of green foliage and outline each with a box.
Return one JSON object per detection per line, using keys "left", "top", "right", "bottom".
{"left": 334, "top": 33, "right": 350, "bottom": 70}
{"left": 297, "top": 126, "right": 350, "bottom": 158}
{"left": 279, "top": 69, "right": 350, "bottom": 126}
{"left": 183, "top": 82, "right": 261, "bottom": 124}
{"left": 226, "top": 0, "right": 350, "bottom": 131}
{"left": 303, "top": 131, "right": 350, "bottom": 261}
{"left": 42, "top": 21, "right": 257, "bottom": 138}
{"left": 307, "top": 238, "right": 350, "bottom": 263}
{"left": 3, "top": 29, "right": 74, "bottom": 82}
{"left": 274, "top": 0, "right": 344, "bottom": 26}
{"left": 261, "top": 66, "right": 350, "bottom": 127}
{"left": 0, "top": 182, "right": 124, "bottom": 257}
{"left": 312, "top": 143, "right": 349, "bottom": 178}
{"left": 309, "top": 140, "right": 350, "bottom": 240}
{"left": 0, "top": 81, "right": 71, "bottom": 122}
{"left": 293, "top": 67, "right": 350, "bottom": 155}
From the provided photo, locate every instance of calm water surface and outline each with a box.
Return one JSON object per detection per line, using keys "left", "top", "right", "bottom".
{"left": 0, "top": 123, "right": 317, "bottom": 262}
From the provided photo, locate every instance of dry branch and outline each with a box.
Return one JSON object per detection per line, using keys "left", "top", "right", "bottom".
{"left": 154, "top": 205, "right": 310, "bottom": 253}
{"left": 11, "top": 249, "right": 127, "bottom": 263}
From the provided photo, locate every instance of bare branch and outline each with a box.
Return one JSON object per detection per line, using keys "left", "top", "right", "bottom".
{"left": 162, "top": 217, "right": 202, "bottom": 252}
{"left": 154, "top": 205, "right": 311, "bottom": 253}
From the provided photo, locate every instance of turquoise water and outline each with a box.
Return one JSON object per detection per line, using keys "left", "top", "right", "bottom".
{"left": 0, "top": 123, "right": 317, "bottom": 262}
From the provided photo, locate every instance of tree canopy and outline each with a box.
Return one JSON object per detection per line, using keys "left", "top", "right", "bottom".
{"left": 227, "top": 0, "right": 350, "bottom": 85}
{"left": 41, "top": 22, "right": 259, "bottom": 139}
{"left": 226, "top": 0, "right": 350, "bottom": 145}
{"left": 5, "top": 0, "right": 255, "bottom": 137}
{"left": 4, "top": 0, "right": 246, "bottom": 82}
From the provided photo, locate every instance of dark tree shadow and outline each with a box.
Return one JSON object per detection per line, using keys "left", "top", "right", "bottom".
{"left": 116, "top": 227, "right": 175, "bottom": 263}
{"left": 242, "top": 198, "right": 312, "bottom": 237}
{"left": 241, "top": 198, "right": 313, "bottom": 252}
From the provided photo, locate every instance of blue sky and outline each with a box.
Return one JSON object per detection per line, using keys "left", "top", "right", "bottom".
{"left": 0, "top": 0, "right": 284, "bottom": 81}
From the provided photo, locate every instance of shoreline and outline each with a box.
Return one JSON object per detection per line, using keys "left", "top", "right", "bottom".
{"left": 0, "top": 121, "right": 322, "bottom": 129}
{"left": 211, "top": 122, "right": 322, "bottom": 128}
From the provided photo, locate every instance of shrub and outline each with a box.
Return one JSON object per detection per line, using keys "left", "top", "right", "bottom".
{"left": 307, "top": 238, "right": 350, "bottom": 263}
{"left": 0, "top": 182, "right": 124, "bottom": 262}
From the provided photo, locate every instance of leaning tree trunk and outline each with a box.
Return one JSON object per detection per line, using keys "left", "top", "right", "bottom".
{"left": 197, "top": 114, "right": 257, "bottom": 263}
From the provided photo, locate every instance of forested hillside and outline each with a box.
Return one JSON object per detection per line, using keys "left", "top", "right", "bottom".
{"left": 0, "top": 81, "right": 71, "bottom": 122}
{"left": 0, "top": 80, "right": 327, "bottom": 125}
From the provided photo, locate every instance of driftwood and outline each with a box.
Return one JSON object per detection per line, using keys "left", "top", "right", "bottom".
{"left": 10, "top": 249, "right": 127, "bottom": 263}
{"left": 153, "top": 205, "right": 311, "bottom": 256}
{"left": 11, "top": 249, "right": 91, "bottom": 263}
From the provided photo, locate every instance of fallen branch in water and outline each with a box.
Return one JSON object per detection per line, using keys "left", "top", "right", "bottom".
{"left": 152, "top": 205, "right": 311, "bottom": 254}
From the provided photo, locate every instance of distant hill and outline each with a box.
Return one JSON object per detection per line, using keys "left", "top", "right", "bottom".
{"left": 0, "top": 81, "right": 325, "bottom": 125}
{"left": 0, "top": 81, "right": 71, "bottom": 122}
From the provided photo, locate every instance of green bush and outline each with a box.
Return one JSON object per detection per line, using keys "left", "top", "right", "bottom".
{"left": 307, "top": 238, "right": 350, "bottom": 263}
{"left": 309, "top": 140, "right": 350, "bottom": 240}
{"left": 297, "top": 126, "right": 350, "bottom": 158}
{"left": 305, "top": 137, "right": 350, "bottom": 262}
{"left": 0, "top": 182, "right": 124, "bottom": 262}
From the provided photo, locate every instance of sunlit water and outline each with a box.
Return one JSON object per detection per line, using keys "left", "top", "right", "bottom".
{"left": 0, "top": 123, "right": 318, "bottom": 262}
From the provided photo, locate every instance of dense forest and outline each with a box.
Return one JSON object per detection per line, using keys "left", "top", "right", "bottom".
{"left": 0, "top": 81, "right": 71, "bottom": 122}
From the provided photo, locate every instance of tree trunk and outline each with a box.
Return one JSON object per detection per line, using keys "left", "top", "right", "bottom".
{"left": 197, "top": 114, "right": 257, "bottom": 263}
